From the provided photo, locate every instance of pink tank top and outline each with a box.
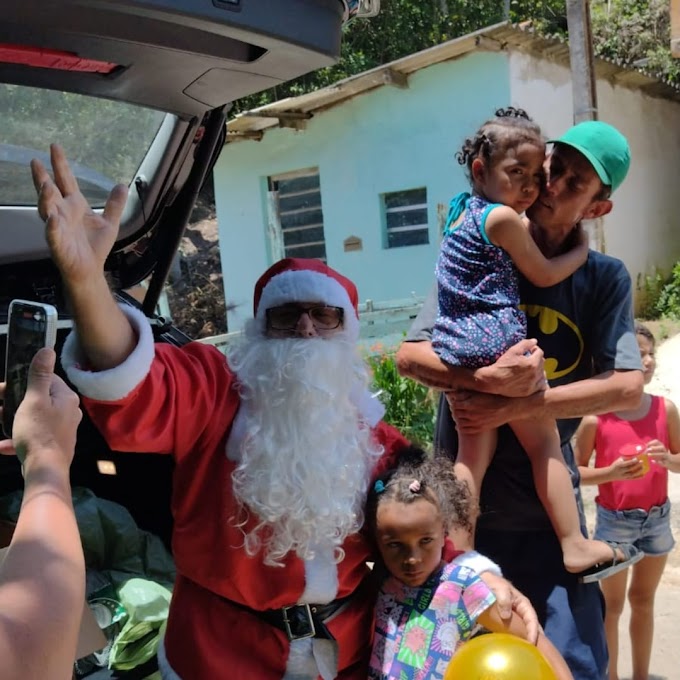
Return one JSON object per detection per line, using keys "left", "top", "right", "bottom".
{"left": 594, "top": 395, "right": 669, "bottom": 512}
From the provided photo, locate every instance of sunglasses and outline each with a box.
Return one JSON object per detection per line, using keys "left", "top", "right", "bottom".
{"left": 265, "top": 305, "right": 344, "bottom": 331}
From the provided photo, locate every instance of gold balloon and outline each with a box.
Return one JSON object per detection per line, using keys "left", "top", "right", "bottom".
{"left": 444, "top": 633, "right": 558, "bottom": 679}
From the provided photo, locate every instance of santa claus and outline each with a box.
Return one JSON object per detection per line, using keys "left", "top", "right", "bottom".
{"left": 60, "top": 257, "right": 407, "bottom": 678}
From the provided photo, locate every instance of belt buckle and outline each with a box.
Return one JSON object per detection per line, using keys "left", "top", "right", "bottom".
{"left": 282, "top": 603, "right": 316, "bottom": 641}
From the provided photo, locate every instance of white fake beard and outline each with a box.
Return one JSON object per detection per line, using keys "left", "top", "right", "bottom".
{"left": 227, "top": 323, "right": 383, "bottom": 567}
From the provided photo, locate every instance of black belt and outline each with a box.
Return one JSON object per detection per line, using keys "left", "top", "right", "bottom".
{"left": 227, "top": 596, "right": 351, "bottom": 641}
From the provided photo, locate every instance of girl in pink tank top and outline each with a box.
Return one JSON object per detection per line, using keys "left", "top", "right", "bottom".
{"left": 575, "top": 323, "right": 680, "bottom": 680}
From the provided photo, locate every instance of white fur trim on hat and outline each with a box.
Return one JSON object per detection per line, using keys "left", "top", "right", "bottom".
{"left": 60, "top": 304, "right": 155, "bottom": 402}
{"left": 255, "top": 269, "right": 360, "bottom": 341}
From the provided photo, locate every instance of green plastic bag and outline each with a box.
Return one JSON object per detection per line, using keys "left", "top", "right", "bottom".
{"left": 108, "top": 578, "right": 172, "bottom": 671}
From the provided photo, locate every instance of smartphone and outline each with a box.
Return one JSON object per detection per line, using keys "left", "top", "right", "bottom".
{"left": 2, "top": 300, "right": 58, "bottom": 438}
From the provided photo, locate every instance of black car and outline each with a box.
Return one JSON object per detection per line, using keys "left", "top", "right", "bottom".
{"left": 0, "top": 1, "right": 377, "bottom": 676}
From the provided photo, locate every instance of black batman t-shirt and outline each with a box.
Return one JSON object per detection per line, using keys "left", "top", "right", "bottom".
{"left": 405, "top": 250, "right": 641, "bottom": 533}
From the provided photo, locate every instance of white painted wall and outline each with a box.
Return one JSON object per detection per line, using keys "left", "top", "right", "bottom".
{"left": 509, "top": 51, "right": 680, "bottom": 307}
{"left": 214, "top": 52, "right": 511, "bottom": 332}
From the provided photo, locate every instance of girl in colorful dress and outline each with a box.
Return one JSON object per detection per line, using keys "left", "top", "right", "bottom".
{"left": 575, "top": 323, "right": 680, "bottom": 680}
{"left": 432, "top": 107, "right": 640, "bottom": 579}
{"left": 366, "top": 446, "right": 572, "bottom": 680}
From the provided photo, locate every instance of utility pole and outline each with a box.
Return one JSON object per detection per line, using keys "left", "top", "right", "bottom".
{"left": 566, "top": 0, "right": 598, "bottom": 123}
{"left": 566, "top": 0, "right": 604, "bottom": 250}
{"left": 672, "top": 0, "right": 680, "bottom": 57}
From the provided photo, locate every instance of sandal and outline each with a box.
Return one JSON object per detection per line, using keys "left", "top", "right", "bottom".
{"left": 578, "top": 541, "right": 644, "bottom": 584}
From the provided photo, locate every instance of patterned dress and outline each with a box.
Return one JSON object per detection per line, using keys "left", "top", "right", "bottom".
{"left": 432, "top": 192, "right": 527, "bottom": 368}
{"left": 369, "top": 562, "right": 496, "bottom": 679}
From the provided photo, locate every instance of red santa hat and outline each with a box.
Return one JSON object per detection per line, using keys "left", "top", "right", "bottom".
{"left": 253, "top": 258, "right": 361, "bottom": 341}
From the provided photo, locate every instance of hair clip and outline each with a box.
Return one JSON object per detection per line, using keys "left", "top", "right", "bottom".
{"left": 408, "top": 480, "right": 421, "bottom": 493}
{"left": 374, "top": 480, "right": 386, "bottom": 494}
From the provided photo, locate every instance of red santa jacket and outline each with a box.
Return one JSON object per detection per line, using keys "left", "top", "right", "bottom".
{"left": 64, "top": 318, "right": 408, "bottom": 679}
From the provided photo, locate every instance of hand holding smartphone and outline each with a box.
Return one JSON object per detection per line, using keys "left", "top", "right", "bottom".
{"left": 3, "top": 300, "right": 58, "bottom": 439}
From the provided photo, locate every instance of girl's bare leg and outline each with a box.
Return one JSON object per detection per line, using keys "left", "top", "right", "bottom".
{"left": 512, "top": 418, "right": 630, "bottom": 572}
{"left": 628, "top": 554, "right": 667, "bottom": 680}
{"left": 451, "top": 429, "right": 497, "bottom": 551}
{"left": 600, "top": 567, "right": 629, "bottom": 680}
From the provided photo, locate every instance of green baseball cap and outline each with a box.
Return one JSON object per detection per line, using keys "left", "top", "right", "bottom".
{"left": 548, "top": 121, "right": 631, "bottom": 192}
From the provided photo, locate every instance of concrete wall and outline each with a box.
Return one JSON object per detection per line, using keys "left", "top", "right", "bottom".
{"left": 214, "top": 51, "right": 510, "bottom": 331}
{"left": 509, "top": 51, "right": 680, "bottom": 308}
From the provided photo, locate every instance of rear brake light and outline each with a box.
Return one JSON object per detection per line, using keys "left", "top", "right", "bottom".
{"left": 0, "top": 44, "right": 119, "bottom": 74}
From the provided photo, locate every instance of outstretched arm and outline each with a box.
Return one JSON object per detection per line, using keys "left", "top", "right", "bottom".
{"left": 32, "top": 144, "right": 135, "bottom": 371}
{"left": 0, "top": 349, "right": 84, "bottom": 680}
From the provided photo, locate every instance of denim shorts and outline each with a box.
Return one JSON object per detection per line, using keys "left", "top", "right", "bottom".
{"left": 594, "top": 499, "right": 676, "bottom": 557}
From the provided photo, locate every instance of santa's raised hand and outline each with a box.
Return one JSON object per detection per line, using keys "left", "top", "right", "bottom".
{"left": 31, "top": 144, "right": 128, "bottom": 287}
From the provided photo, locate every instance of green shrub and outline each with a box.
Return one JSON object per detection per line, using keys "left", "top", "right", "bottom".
{"left": 637, "top": 269, "right": 665, "bottom": 320}
{"left": 655, "top": 262, "right": 680, "bottom": 320}
{"left": 366, "top": 351, "right": 437, "bottom": 449}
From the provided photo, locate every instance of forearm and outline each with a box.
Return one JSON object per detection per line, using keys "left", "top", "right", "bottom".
{"left": 0, "top": 452, "right": 84, "bottom": 679}
{"left": 66, "top": 275, "right": 137, "bottom": 370}
{"left": 538, "top": 248, "right": 585, "bottom": 288}
{"left": 578, "top": 465, "right": 615, "bottom": 486}
{"left": 395, "top": 341, "right": 498, "bottom": 393}
{"left": 536, "top": 634, "right": 574, "bottom": 680}
{"left": 507, "top": 370, "right": 643, "bottom": 423}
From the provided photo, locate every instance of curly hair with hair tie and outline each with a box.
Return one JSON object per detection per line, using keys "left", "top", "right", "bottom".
{"left": 455, "top": 106, "right": 544, "bottom": 182}
{"left": 367, "top": 445, "right": 473, "bottom": 534}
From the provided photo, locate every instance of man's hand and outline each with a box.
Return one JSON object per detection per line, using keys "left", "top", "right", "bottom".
{"left": 475, "top": 339, "right": 546, "bottom": 398}
{"left": 31, "top": 144, "right": 128, "bottom": 287}
{"left": 478, "top": 571, "right": 540, "bottom": 644}
{"left": 447, "top": 390, "right": 518, "bottom": 434}
{"left": 0, "top": 348, "right": 82, "bottom": 466}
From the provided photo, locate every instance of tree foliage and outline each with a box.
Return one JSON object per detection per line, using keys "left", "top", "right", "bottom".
{"left": 591, "top": 0, "right": 680, "bottom": 83}
{"left": 233, "top": 0, "right": 678, "bottom": 114}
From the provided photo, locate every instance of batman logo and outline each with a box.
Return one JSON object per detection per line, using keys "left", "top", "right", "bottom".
{"left": 519, "top": 304, "right": 584, "bottom": 380}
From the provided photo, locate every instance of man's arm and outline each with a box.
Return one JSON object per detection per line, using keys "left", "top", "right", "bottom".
{"left": 451, "top": 368, "right": 643, "bottom": 434}
{"left": 396, "top": 284, "right": 545, "bottom": 397}
{"left": 32, "top": 144, "right": 136, "bottom": 370}
{"left": 0, "top": 350, "right": 85, "bottom": 680}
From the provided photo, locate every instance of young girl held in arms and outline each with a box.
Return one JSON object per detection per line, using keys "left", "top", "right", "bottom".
{"left": 432, "top": 107, "right": 640, "bottom": 579}
{"left": 576, "top": 323, "right": 680, "bottom": 680}
{"left": 367, "top": 446, "right": 573, "bottom": 680}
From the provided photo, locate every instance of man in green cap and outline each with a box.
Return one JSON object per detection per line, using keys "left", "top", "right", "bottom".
{"left": 396, "top": 119, "right": 642, "bottom": 679}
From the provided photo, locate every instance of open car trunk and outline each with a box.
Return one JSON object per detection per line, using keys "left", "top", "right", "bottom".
{"left": 0, "top": 1, "right": 360, "bottom": 675}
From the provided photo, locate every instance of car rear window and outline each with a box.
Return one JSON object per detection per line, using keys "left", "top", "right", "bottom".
{"left": 0, "top": 83, "right": 166, "bottom": 207}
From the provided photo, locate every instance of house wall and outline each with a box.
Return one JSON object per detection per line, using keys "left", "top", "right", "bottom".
{"left": 214, "top": 47, "right": 680, "bottom": 332}
{"left": 509, "top": 51, "right": 680, "bottom": 309}
{"left": 214, "top": 52, "right": 511, "bottom": 331}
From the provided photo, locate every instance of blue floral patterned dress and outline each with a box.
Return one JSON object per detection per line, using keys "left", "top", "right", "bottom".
{"left": 432, "top": 192, "right": 527, "bottom": 368}
{"left": 369, "top": 562, "right": 496, "bottom": 680}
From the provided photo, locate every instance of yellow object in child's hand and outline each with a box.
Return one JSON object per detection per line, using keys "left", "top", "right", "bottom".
{"left": 445, "top": 633, "right": 557, "bottom": 679}
{"left": 620, "top": 444, "right": 650, "bottom": 476}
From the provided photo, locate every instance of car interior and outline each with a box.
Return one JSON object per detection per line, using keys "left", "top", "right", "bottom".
{"left": 0, "top": 1, "right": 366, "bottom": 675}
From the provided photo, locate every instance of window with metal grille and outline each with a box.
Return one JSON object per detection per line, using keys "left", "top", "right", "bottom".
{"left": 269, "top": 170, "right": 327, "bottom": 261}
{"left": 383, "top": 188, "right": 429, "bottom": 249}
